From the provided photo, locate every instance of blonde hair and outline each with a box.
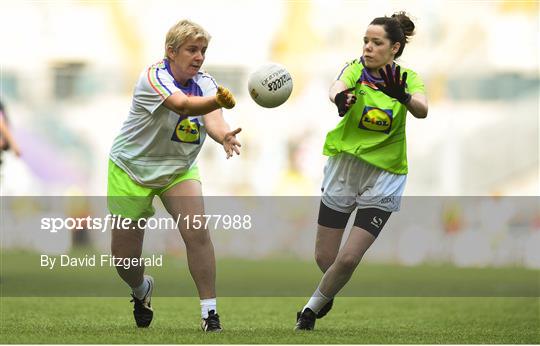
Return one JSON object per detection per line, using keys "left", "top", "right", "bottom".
{"left": 164, "top": 19, "right": 211, "bottom": 58}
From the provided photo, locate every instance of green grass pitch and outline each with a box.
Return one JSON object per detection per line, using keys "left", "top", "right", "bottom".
{"left": 0, "top": 251, "right": 538, "bottom": 343}
{"left": 1, "top": 297, "right": 538, "bottom": 343}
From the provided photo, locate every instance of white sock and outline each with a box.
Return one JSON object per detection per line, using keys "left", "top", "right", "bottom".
{"left": 200, "top": 298, "right": 217, "bottom": 319}
{"left": 303, "top": 287, "right": 331, "bottom": 314}
{"left": 131, "top": 278, "right": 149, "bottom": 300}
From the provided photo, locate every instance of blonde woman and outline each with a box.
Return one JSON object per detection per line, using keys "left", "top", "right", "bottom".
{"left": 108, "top": 19, "right": 240, "bottom": 332}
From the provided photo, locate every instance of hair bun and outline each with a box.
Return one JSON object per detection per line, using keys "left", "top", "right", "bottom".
{"left": 392, "top": 11, "right": 415, "bottom": 38}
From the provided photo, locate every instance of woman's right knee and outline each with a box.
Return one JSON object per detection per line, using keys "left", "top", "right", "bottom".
{"left": 182, "top": 229, "right": 211, "bottom": 250}
{"left": 334, "top": 253, "right": 361, "bottom": 273}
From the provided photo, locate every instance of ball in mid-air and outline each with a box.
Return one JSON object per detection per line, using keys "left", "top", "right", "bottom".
{"left": 248, "top": 63, "right": 293, "bottom": 108}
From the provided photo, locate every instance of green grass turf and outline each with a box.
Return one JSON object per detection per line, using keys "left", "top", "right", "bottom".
{"left": 0, "top": 297, "right": 538, "bottom": 344}
{"left": 1, "top": 250, "right": 539, "bottom": 297}
{"left": 1, "top": 250, "right": 539, "bottom": 343}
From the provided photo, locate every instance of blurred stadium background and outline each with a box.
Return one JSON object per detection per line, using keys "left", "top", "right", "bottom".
{"left": 1, "top": 0, "right": 539, "bottom": 269}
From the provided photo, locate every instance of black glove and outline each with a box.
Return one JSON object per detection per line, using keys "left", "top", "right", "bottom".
{"left": 334, "top": 87, "right": 356, "bottom": 117}
{"left": 375, "top": 64, "right": 411, "bottom": 104}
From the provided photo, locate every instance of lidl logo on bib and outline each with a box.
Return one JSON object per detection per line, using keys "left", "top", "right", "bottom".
{"left": 171, "top": 117, "right": 200, "bottom": 144}
{"left": 359, "top": 106, "right": 393, "bottom": 134}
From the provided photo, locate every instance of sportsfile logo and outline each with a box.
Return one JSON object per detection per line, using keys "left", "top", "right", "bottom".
{"left": 40, "top": 214, "right": 253, "bottom": 233}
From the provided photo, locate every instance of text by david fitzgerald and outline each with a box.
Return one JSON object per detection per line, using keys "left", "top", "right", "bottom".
{"left": 40, "top": 254, "right": 163, "bottom": 270}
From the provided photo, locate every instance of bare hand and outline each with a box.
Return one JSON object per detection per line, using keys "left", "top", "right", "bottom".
{"left": 223, "top": 127, "right": 242, "bottom": 159}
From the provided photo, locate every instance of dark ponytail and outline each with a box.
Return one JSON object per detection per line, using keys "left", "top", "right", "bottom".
{"left": 370, "top": 11, "right": 415, "bottom": 58}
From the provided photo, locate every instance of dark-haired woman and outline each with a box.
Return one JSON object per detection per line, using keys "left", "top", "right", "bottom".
{"left": 295, "top": 12, "right": 428, "bottom": 331}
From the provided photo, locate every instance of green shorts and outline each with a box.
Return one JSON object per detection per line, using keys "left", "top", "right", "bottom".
{"left": 107, "top": 159, "right": 200, "bottom": 220}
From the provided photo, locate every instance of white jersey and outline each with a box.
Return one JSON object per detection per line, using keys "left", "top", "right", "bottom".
{"left": 110, "top": 59, "right": 218, "bottom": 188}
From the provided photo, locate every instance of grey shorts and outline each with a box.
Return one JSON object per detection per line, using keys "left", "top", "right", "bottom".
{"left": 321, "top": 153, "right": 407, "bottom": 213}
